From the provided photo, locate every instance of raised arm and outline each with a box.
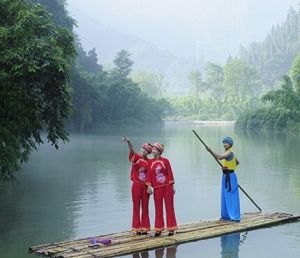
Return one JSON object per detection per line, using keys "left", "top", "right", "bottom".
{"left": 122, "top": 136, "right": 134, "bottom": 154}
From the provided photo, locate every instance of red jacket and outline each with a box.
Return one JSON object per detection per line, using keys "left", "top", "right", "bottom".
{"left": 146, "top": 157, "right": 174, "bottom": 188}
{"left": 129, "top": 152, "right": 149, "bottom": 184}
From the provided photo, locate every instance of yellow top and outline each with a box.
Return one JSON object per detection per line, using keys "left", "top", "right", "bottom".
{"left": 223, "top": 147, "right": 237, "bottom": 170}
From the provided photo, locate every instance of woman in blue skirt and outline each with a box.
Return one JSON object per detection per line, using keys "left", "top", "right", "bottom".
{"left": 206, "top": 136, "right": 240, "bottom": 221}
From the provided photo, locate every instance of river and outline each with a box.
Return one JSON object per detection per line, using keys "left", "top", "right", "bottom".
{"left": 1, "top": 122, "right": 300, "bottom": 258}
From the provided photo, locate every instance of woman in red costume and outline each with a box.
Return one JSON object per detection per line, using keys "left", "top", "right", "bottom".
{"left": 123, "top": 137, "right": 153, "bottom": 235}
{"left": 146, "top": 142, "right": 177, "bottom": 236}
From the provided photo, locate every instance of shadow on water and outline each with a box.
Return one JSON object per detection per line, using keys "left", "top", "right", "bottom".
{"left": 132, "top": 245, "right": 177, "bottom": 258}
{"left": 130, "top": 232, "right": 247, "bottom": 258}
{"left": 220, "top": 232, "right": 247, "bottom": 258}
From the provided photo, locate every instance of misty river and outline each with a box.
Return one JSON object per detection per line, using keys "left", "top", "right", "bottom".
{"left": 1, "top": 122, "right": 300, "bottom": 258}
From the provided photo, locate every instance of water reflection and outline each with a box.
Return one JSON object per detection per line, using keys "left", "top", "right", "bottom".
{"left": 132, "top": 251, "right": 149, "bottom": 258}
{"left": 220, "top": 232, "right": 247, "bottom": 258}
{"left": 2, "top": 123, "right": 300, "bottom": 258}
{"left": 133, "top": 245, "right": 177, "bottom": 258}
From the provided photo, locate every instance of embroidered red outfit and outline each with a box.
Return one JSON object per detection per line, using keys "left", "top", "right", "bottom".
{"left": 129, "top": 152, "right": 150, "bottom": 232}
{"left": 146, "top": 157, "right": 177, "bottom": 232}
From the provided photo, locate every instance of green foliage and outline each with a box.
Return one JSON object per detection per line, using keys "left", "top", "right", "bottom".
{"left": 67, "top": 49, "right": 170, "bottom": 129}
{"left": 67, "top": 67, "right": 100, "bottom": 131}
{"left": 110, "top": 49, "right": 133, "bottom": 80}
{"left": 236, "top": 7, "right": 300, "bottom": 134}
{"left": 100, "top": 51, "right": 170, "bottom": 126}
{"left": 130, "top": 71, "right": 161, "bottom": 97}
{"left": 168, "top": 96, "right": 203, "bottom": 118}
{"left": 236, "top": 74, "right": 300, "bottom": 133}
{"left": 240, "top": 7, "right": 300, "bottom": 86}
{"left": 204, "top": 62, "right": 224, "bottom": 96}
{"left": 188, "top": 70, "right": 206, "bottom": 99}
{"left": 223, "top": 58, "right": 260, "bottom": 106}
{"left": 236, "top": 107, "right": 297, "bottom": 131}
{"left": 29, "top": 0, "right": 74, "bottom": 30}
{"left": 169, "top": 59, "right": 261, "bottom": 120}
{"left": 0, "top": 0, "right": 170, "bottom": 181}
{"left": 76, "top": 40, "right": 103, "bottom": 74}
{"left": 0, "top": 0, "right": 75, "bottom": 180}
{"left": 289, "top": 51, "right": 300, "bottom": 93}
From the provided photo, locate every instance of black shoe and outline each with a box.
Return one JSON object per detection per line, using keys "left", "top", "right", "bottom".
{"left": 154, "top": 231, "right": 161, "bottom": 237}
{"left": 136, "top": 231, "right": 142, "bottom": 235}
{"left": 168, "top": 231, "right": 174, "bottom": 236}
{"left": 141, "top": 231, "right": 148, "bottom": 235}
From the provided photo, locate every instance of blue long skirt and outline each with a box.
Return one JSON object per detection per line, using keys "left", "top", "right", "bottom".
{"left": 221, "top": 233, "right": 240, "bottom": 258}
{"left": 221, "top": 173, "right": 240, "bottom": 221}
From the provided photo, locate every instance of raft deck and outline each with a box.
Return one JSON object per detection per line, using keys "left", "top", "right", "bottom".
{"left": 29, "top": 212, "right": 300, "bottom": 258}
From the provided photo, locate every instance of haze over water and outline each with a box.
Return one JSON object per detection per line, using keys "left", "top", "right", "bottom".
{"left": 1, "top": 123, "right": 300, "bottom": 257}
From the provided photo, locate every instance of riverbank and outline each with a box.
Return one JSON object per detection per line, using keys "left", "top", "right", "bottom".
{"left": 164, "top": 119, "right": 236, "bottom": 125}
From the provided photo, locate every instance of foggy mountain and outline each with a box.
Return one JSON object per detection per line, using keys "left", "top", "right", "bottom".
{"left": 66, "top": 0, "right": 299, "bottom": 95}
{"left": 71, "top": 12, "right": 178, "bottom": 72}
{"left": 68, "top": 7, "right": 201, "bottom": 95}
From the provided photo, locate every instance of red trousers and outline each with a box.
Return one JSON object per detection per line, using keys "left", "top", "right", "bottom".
{"left": 155, "top": 246, "right": 177, "bottom": 258}
{"left": 153, "top": 184, "right": 177, "bottom": 232}
{"left": 131, "top": 182, "right": 150, "bottom": 231}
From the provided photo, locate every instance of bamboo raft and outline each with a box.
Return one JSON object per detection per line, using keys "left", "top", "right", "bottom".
{"left": 29, "top": 212, "right": 300, "bottom": 258}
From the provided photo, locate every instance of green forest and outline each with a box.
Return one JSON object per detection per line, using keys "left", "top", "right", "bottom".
{"left": 235, "top": 7, "right": 300, "bottom": 133}
{"left": 166, "top": 6, "right": 300, "bottom": 134}
{"left": 0, "top": 0, "right": 169, "bottom": 180}
{"left": 1, "top": 0, "right": 300, "bottom": 180}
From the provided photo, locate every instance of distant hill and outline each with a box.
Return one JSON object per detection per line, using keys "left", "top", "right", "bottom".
{"left": 69, "top": 9, "right": 203, "bottom": 95}
{"left": 70, "top": 11, "right": 176, "bottom": 71}
{"left": 239, "top": 7, "right": 300, "bottom": 86}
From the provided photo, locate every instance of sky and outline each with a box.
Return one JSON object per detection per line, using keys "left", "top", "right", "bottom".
{"left": 66, "top": 0, "right": 299, "bottom": 63}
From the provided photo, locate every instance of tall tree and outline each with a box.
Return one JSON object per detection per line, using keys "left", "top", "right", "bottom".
{"left": 204, "top": 62, "right": 224, "bottom": 115}
{"left": 289, "top": 51, "right": 300, "bottom": 94}
{"left": 30, "top": 0, "right": 74, "bottom": 30}
{"left": 0, "top": 0, "right": 75, "bottom": 180}
{"left": 76, "top": 44, "right": 102, "bottom": 74}
{"left": 131, "top": 71, "right": 161, "bottom": 97}
{"left": 154, "top": 72, "right": 168, "bottom": 98}
{"left": 239, "top": 6, "right": 300, "bottom": 86}
{"left": 188, "top": 70, "right": 205, "bottom": 99}
{"left": 223, "top": 59, "right": 259, "bottom": 105}
{"left": 111, "top": 49, "right": 133, "bottom": 80}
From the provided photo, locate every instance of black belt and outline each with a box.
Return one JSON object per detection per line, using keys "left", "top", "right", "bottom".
{"left": 222, "top": 170, "right": 234, "bottom": 192}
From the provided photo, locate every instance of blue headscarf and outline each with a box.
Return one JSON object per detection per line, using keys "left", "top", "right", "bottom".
{"left": 222, "top": 136, "right": 233, "bottom": 146}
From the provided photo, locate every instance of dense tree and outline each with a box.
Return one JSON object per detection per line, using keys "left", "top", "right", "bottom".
{"left": 76, "top": 44, "right": 102, "bottom": 74}
{"left": 110, "top": 49, "right": 133, "bottom": 80}
{"left": 262, "top": 75, "right": 300, "bottom": 114}
{"left": 0, "top": 0, "right": 171, "bottom": 182}
{"left": 0, "top": 0, "right": 76, "bottom": 180}
{"left": 131, "top": 71, "right": 161, "bottom": 97}
{"left": 30, "top": 0, "right": 74, "bottom": 30}
{"left": 223, "top": 59, "right": 259, "bottom": 106}
{"left": 188, "top": 70, "right": 206, "bottom": 99}
{"left": 289, "top": 51, "right": 300, "bottom": 94}
{"left": 169, "top": 58, "right": 261, "bottom": 120}
{"left": 204, "top": 62, "right": 224, "bottom": 116}
{"left": 154, "top": 72, "right": 168, "bottom": 98}
{"left": 236, "top": 59, "right": 300, "bottom": 132}
{"left": 68, "top": 68, "right": 100, "bottom": 131}
{"left": 101, "top": 50, "right": 169, "bottom": 126}
{"left": 239, "top": 7, "right": 300, "bottom": 86}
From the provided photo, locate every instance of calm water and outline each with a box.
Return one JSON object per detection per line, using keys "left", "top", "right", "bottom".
{"left": 1, "top": 122, "right": 300, "bottom": 258}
